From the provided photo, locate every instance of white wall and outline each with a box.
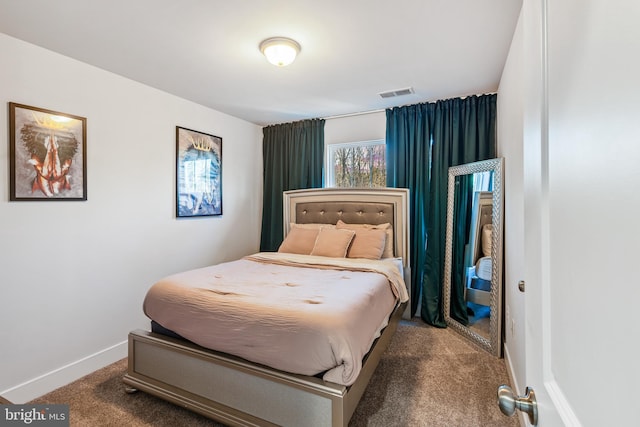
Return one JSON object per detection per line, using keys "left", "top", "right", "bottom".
{"left": 324, "top": 111, "right": 386, "bottom": 146}
{"left": 0, "top": 33, "right": 263, "bottom": 402}
{"left": 496, "top": 6, "right": 527, "bottom": 405}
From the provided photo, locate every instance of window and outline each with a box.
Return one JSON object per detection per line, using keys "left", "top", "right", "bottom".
{"left": 325, "top": 139, "right": 386, "bottom": 188}
{"left": 473, "top": 171, "right": 493, "bottom": 192}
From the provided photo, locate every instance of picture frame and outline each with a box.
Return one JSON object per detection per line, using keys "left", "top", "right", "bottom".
{"left": 9, "top": 102, "right": 87, "bottom": 201}
{"left": 176, "top": 126, "right": 222, "bottom": 217}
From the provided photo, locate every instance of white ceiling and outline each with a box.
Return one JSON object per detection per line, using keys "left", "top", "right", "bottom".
{"left": 0, "top": 0, "right": 522, "bottom": 126}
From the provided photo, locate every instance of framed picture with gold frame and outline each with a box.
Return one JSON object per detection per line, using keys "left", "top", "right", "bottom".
{"left": 176, "top": 126, "right": 222, "bottom": 217}
{"left": 9, "top": 102, "right": 87, "bottom": 201}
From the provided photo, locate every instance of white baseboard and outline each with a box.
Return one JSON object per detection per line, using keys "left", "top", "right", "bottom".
{"left": 503, "top": 343, "right": 528, "bottom": 427}
{"left": 1, "top": 340, "right": 127, "bottom": 404}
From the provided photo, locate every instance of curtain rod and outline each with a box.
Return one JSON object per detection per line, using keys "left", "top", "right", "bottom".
{"left": 322, "top": 92, "right": 497, "bottom": 121}
{"left": 323, "top": 109, "right": 386, "bottom": 121}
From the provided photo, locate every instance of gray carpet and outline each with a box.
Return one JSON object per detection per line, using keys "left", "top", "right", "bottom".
{"left": 31, "top": 319, "right": 519, "bottom": 426}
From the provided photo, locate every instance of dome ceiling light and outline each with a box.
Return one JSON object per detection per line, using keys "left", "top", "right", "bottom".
{"left": 259, "top": 37, "right": 301, "bottom": 67}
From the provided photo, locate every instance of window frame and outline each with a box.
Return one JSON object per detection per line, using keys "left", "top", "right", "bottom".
{"left": 324, "top": 139, "right": 386, "bottom": 188}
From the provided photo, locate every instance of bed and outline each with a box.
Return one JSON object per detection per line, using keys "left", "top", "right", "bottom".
{"left": 123, "top": 187, "right": 411, "bottom": 427}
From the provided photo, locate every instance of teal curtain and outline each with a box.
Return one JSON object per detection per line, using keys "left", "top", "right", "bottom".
{"left": 260, "top": 119, "right": 325, "bottom": 252}
{"left": 450, "top": 174, "right": 474, "bottom": 325}
{"left": 386, "top": 104, "right": 433, "bottom": 318}
{"left": 386, "top": 94, "right": 496, "bottom": 325}
{"left": 422, "top": 94, "right": 496, "bottom": 326}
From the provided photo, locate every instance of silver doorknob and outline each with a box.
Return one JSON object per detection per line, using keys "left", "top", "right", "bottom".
{"left": 497, "top": 385, "right": 538, "bottom": 425}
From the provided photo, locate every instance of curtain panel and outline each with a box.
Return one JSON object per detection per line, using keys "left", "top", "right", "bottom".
{"left": 386, "top": 94, "right": 496, "bottom": 326}
{"left": 260, "top": 119, "right": 325, "bottom": 252}
{"left": 385, "top": 103, "right": 433, "bottom": 320}
{"left": 450, "top": 174, "right": 474, "bottom": 325}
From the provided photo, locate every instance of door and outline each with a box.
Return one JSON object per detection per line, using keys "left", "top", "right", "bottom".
{"left": 519, "top": 0, "right": 640, "bottom": 425}
{"left": 521, "top": 1, "right": 564, "bottom": 423}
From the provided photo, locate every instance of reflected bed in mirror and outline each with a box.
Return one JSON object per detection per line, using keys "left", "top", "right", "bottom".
{"left": 443, "top": 158, "right": 504, "bottom": 357}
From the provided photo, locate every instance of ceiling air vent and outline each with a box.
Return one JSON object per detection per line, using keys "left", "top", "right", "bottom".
{"left": 378, "top": 87, "right": 415, "bottom": 99}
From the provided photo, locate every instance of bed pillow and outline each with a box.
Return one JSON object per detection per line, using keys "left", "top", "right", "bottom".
{"left": 345, "top": 227, "right": 387, "bottom": 260}
{"left": 278, "top": 226, "right": 319, "bottom": 255}
{"left": 336, "top": 220, "right": 394, "bottom": 258}
{"left": 290, "top": 222, "right": 336, "bottom": 230}
{"left": 310, "top": 227, "right": 355, "bottom": 258}
{"left": 481, "top": 224, "right": 493, "bottom": 257}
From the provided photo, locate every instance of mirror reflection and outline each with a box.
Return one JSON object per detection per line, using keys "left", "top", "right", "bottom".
{"left": 444, "top": 158, "right": 504, "bottom": 356}
{"left": 451, "top": 177, "right": 493, "bottom": 339}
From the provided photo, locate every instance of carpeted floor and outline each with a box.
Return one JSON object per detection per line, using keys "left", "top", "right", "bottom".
{"left": 31, "top": 319, "right": 520, "bottom": 426}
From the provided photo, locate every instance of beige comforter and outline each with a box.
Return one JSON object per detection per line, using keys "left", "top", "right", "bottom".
{"left": 143, "top": 252, "right": 408, "bottom": 386}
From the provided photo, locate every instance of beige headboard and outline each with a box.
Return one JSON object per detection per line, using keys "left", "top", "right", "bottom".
{"left": 295, "top": 201, "right": 394, "bottom": 226}
{"left": 283, "top": 187, "right": 412, "bottom": 319}
{"left": 282, "top": 188, "right": 410, "bottom": 268}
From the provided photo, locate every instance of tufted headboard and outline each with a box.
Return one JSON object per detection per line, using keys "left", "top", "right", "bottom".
{"left": 282, "top": 188, "right": 410, "bottom": 270}
{"left": 283, "top": 188, "right": 411, "bottom": 318}
{"left": 295, "top": 201, "right": 394, "bottom": 227}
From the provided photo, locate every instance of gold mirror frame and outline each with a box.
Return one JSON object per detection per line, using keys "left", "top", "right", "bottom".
{"left": 443, "top": 158, "right": 504, "bottom": 356}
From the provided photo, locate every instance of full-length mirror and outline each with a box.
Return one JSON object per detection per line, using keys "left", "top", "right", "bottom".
{"left": 443, "top": 158, "right": 504, "bottom": 356}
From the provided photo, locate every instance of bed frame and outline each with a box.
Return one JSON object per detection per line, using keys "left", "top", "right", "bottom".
{"left": 123, "top": 188, "right": 410, "bottom": 427}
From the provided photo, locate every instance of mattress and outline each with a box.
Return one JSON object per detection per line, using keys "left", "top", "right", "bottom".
{"left": 143, "top": 252, "right": 408, "bottom": 386}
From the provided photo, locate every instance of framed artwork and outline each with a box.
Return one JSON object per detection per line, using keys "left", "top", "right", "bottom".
{"left": 176, "top": 126, "right": 222, "bottom": 217}
{"left": 9, "top": 102, "right": 87, "bottom": 201}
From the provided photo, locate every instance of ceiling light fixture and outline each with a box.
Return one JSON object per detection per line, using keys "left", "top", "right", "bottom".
{"left": 259, "top": 37, "right": 301, "bottom": 67}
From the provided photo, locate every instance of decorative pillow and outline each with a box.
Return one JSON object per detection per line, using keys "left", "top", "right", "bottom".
{"left": 310, "top": 227, "right": 355, "bottom": 258}
{"left": 481, "top": 224, "right": 493, "bottom": 257}
{"left": 289, "top": 222, "right": 336, "bottom": 230}
{"left": 278, "top": 226, "right": 319, "bottom": 255}
{"left": 345, "top": 228, "right": 387, "bottom": 260}
{"left": 336, "top": 220, "right": 394, "bottom": 258}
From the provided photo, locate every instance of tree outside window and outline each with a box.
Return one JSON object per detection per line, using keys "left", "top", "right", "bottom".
{"left": 326, "top": 140, "right": 386, "bottom": 188}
